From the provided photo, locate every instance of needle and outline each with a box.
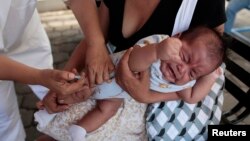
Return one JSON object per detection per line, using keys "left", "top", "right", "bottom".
{"left": 74, "top": 75, "right": 81, "bottom": 80}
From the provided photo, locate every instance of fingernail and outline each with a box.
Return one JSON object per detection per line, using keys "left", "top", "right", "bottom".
{"left": 68, "top": 73, "right": 75, "bottom": 79}
{"left": 58, "top": 99, "right": 64, "bottom": 104}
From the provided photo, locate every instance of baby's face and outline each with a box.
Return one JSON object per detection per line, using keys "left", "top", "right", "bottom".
{"left": 160, "top": 39, "right": 217, "bottom": 85}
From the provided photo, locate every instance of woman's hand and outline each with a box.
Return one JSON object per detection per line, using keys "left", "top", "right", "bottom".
{"left": 115, "top": 48, "right": 151, "bottom": 102}
{"left": 56, "top": 71, "right": 93, "bottom": 105}
{"left": 39, "top": 69, "right": 86, "bottom": 97}
{"left": 85, "top": 43, "right": 114, "bottom": 87}
{"left": 41, "top": 91, "right": 69, "bottom": 113}
{"left": 39, "top": 70, "right": 92, "bottom": 113}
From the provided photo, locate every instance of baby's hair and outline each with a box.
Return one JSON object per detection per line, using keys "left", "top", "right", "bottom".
{"left": 179, "top": 26, "right": 227, "bottom": 69}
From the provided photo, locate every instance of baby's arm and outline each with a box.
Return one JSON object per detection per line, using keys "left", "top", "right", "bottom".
{"left": 135, "top": 90, "right": 181, "bottom": 103}
{"left": 128, "top": 44, "right": 158, "bottom": 72}
{"left": 128, "top": 37, "right": 182, "bottom": 72}
{"left": 177, "top": 68, "right": 221, "bottom": 104}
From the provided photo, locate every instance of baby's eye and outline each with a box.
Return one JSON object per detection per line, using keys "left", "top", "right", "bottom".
{"left": 189, "top": 71, "right": 195, "bottom": 80}
{"left": 180, "top": 51, "right": 185, "bottom": 62}
{"left": 181, "top": 52, "right": 189, "bottom": 63}
{"left": 189, "top": 75, "right": 194, "bottom": 80}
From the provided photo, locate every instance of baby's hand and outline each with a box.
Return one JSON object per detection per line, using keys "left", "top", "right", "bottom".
{"left": 211, "top": 67, "right": 223, "bottom": 80}
{"left": 156, "top": 37, "right": 182, "bottom": 63}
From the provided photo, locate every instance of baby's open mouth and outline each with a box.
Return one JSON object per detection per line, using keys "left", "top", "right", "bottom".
{"left": 167, "top": 63, "right": 176, "bottom": 81}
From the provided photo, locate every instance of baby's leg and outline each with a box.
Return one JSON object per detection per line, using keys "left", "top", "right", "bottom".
{"left": 68, "top": 99, "right": 123, "bottom": 141}
{"left": 79, "top": 99, "right": 123, "bottom": 132}
{"left": 36, "top": 134, "right": 56, "bottom": 141}
{"left": 58, "top": 88, "right": 93, "bottom": 105}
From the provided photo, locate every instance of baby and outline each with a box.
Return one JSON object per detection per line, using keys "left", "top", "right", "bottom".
{"left": 35, "top": 26, "right": 226, "bottom": 141}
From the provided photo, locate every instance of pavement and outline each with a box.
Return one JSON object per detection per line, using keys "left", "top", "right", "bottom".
{"left": 16, "top": 7, "right": 250, "bottom": 141}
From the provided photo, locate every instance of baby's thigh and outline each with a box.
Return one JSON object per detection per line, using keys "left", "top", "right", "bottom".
{"left": 97, "top": 99, "right": 123, "bottom": 116}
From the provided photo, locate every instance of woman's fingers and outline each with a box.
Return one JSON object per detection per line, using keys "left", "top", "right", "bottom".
{"left": 116, "top": 47, "right": 134, "bottom": 89}
{"left": 54, "top": 70, "right": 75, "bottom": 81}
{"left": 36, "top": 101, "right": 44, "bottom": 110}
{"left": 42, "top": 92, "right": 69, "bottom": 113}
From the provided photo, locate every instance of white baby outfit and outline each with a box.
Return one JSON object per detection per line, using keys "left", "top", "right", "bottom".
{"left": 34, "top": 34, "right": 196, "bottom": 141}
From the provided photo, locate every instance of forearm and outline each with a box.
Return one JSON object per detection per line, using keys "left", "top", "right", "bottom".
{"left": 192, "top": 75, "right": 217, "bottom": 99}
{"left": 133, "top": 90, "right": 180, "bottom": 104}
{"left": 69, "top": 0, "right": 105, "bottom": 47}
{"left": 0, "top": 55, "right": 40, "bottom": 84}
{"left": 176, "top": 88, "right": 194, "bottom": 103}
{"left": 128, "top": 44, "right": 158, "bottom": 72}
{"left": 178, "top": 74, "right": 217, "bottom": 104}
{"left": 63, "top": 40, "right": 86, "bottom": 71}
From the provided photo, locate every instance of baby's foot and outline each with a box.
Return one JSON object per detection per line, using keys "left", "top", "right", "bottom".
{"left": 68, "top": 125, "right": 87, "bottom": 141}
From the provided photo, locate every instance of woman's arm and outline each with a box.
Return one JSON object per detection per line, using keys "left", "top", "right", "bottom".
{"left": 43, "top": 1, "right": 113, "bottom": 113}
{"left": 0, "top": 55, "right": 40, "bottom": 83}
{"left": 0, "top": 55, "right": 85, "bottom": 95}
{"left": 69, "top": 0, "right": 104, "bottom": 46}
{"left": 63, "top": 40, "right": 86, "bottom": 72}
{"left": 68, "top": 0, "right": 114, "bottom": 86}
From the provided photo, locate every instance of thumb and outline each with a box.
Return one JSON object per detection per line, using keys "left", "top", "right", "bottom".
{"left": 120, "top": 47, "right": 133, "bottom": 64}
{"left": 56, "top": 70, "right": 76, "bottom": 81}
{"left": 139, "top": 69, "right": 150, "bottom": 82}
{"left": 36, "top": 101, "right": 44, "bottom": 110}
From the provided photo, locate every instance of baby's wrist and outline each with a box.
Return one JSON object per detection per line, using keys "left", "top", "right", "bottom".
{"left": 212, "top": 73, "right": 219, "bottom": 80}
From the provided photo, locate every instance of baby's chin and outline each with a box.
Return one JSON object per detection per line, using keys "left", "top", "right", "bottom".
{"left": 163, "top": 74, "right": 176, "bottom": 84}
{"left": 175, "top": 79, "right": 191, "bottom": 85}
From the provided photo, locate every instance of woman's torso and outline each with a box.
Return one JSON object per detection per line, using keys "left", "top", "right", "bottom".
{"left": 1, "top": 0, "right": 36, "bottom": 50}
{"left": 103, "top": 0, "right": 226, "bottom": 52}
